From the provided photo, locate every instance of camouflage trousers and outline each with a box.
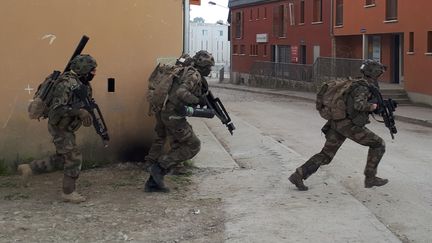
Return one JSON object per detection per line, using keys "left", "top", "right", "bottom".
{"left": 30, "top": 123, "right": 82, "bottom": 178}
{"left": 298, "top": 119, "right": 385, "bottom": 179}
{"left": 144, "top": 110, "right": 201, "bottom": 170}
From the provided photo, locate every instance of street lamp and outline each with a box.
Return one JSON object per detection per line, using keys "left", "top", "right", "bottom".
{"left": 208, "top": 1, "right": 228, "bottom": 8}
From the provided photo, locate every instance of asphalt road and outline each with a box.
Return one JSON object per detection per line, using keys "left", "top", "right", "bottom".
{"left": 210, "top": 86, "right": 432, "bottom": 242}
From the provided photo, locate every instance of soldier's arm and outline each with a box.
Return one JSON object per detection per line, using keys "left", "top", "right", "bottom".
{"left": 352, "top": 85, "right": 374, "bottom": 111}
{"left": 175, "top": 70, "right": 201, "bottom": 105}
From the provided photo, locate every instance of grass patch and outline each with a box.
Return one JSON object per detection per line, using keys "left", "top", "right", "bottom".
{"left": 4, "top": 192, "right": 30, "bottom": 201}
{"left": 109, "top": 180, "right": 135, "bottom": 190}
{"left": 0, "top": 159, "right": 11, "bottom": 176}
{"left": 79, "top": 180, "right": 93, "bottom": 188}
{"left": 169, "top": 174, "right": 192, "bottom": 186}
{"left": 0, "top": 181, "right": 18, "bottom": 188}
{"left": 82, "top": 160, "right": 111, "bottom": 170}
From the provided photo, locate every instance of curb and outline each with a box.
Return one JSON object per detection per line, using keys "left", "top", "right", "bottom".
{"left": 210, "top": 83, "right": 432, "bottom": 128}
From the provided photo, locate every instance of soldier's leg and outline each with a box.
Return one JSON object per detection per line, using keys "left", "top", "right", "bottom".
{"left": 289, "top": 124, "right": 345, "bottom": 191}
{"left": 17, "top": 127, "right": 65, "bottom": 184}
{"left": 338, "top": 125, "right": 387, "bottom": 187}
{"left": 148, "top": 115, "right": 200, "bottom": 191}
{"left": 143, "top": 112, "right": 167, "bottom": 170}
{"left": 159, "top": 119, "right": 200, "bottom": 169}
{"left": 50, "top": 125, "right": 85, "bottom": 202}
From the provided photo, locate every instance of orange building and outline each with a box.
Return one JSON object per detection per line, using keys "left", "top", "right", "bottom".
{"left": 0, "top": 0, "right": 186, "bottom": 166}
{"left": 333, "top": 0, "right": 432, "bottom": 105}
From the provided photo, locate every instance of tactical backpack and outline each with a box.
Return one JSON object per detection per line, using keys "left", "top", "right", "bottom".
{"left": 147, "top": 63, "right": 185, "bottom": 114}
{"left": 316, "top": 78, "right": 358, "bottom": 120}
{"left": 28, "top": 71, "right": 62, "bottom": 120}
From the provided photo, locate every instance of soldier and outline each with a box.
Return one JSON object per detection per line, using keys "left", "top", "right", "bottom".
{"left": 144, "top": 50, "right": 214, "bottom": 192}
{"left": 18, "top": 54, "right": 97, "bottom": 203}
{"left": 289, "top": 59, "right": 388, "bottom": 191}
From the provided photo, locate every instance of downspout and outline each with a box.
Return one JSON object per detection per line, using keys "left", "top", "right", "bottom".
{"left": 184, "top": 0, "right": 190, "bottom": 54}
{"left": 329, "top": 0, "right": 336, "bottom": 79}
{"left": 330, "top": 0, "right": 336, "bottom": 58}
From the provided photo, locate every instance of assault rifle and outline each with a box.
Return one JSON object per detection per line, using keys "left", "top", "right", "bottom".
{"left": 204, "top": 90, "right": 235, "bottom": 135}
{"left": 37, "top": 35, "right": 89, "bottom": 103}
{"left": 178, "top": 90, "right": 235, "bottom": 135}
{"left": 72, "top": 85, "right": 110, "bottom": 147}
{"left": 369, "top": 85, "right": 398, "bottom": 139}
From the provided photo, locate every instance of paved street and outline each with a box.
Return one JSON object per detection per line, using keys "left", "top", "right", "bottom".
{"left": 197, "top": 86, "right": 432, "bottom": 242}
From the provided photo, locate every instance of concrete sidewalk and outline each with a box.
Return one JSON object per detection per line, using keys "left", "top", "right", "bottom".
{"left": 209, "top": 82, "right": 432, "bottom": 128}
{"left": 189, "top": 118, "right": 401, "bottom": 242}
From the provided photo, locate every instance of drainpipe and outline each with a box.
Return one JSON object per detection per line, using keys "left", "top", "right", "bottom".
{"left": 362, "top": 33, "right": 367, "bottom": 60}
{"left": 330, "top": 0, "right": 336, "bottom": 58}
{"left": 184, "top": 0, "right": 190, "bottom": 54}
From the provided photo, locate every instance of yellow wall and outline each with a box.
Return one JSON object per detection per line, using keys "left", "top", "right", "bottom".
{"left": 0, "top": 0, "right": 184, "bottom": 164}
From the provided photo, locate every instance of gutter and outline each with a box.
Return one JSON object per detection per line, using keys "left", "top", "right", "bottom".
{"left": 184, "top": 0, "right": 190, "bottom": 54}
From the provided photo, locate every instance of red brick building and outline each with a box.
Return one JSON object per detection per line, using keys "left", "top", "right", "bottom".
{"left": 334, "top": 0, "right": 432, "bottom": 105}
{"left": 229, "top": 0, "right": 333, "bottom": 73}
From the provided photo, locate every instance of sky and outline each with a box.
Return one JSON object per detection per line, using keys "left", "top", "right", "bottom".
{"left": 190, "top": 0, "right": 229, "bottom": 24}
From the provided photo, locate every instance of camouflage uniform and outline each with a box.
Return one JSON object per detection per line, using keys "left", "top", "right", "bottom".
{"left": 30, "top": 71, "right": 90, "bottom": 179}
{"left": 289, "top": 60, "right": 388, "bottom": 190}
{"left": 145, "top": 51, "right": 214, "bottom": 192}
{"left": 20, "top": 54, "right": 97, "bottom": 202}
{"left": 145, "top": 67, "right": 203, "bottom": 167}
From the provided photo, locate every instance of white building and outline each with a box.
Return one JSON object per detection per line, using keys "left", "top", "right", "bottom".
{"left": 190, "top": 22, "right": 230, "bottom": 72}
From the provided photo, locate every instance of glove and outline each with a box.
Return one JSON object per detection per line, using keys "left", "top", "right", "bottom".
{"left": 198, "top": 95, "right": 207, "bottom": 107}
{"left": 78, "top": 109, "right": 92, "bottom": 127}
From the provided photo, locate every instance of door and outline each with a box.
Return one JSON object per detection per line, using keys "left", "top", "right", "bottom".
{"left": 391, "top": 34, "right": 401, "bottom": 84}
{"left": 300, "top": 45, "right": 307, "bottom": 64}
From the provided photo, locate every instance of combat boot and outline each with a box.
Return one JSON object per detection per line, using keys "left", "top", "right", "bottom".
{"left": 17, "top": 164, "right": 33, "bottom": 187}
{"left": 62, "top": 191, "right": 86, "bottom": 203}
{"left": 150, "top": 164, "right": 168, "bottom": 189}
{"left": 365, "top": 176, "right": 388, "bottom": 188}
{"left": 289, "top": 170, "right": 308, "bottom": 191}
{"left": 144, "top": 176, "right": 170, "bottom": 193}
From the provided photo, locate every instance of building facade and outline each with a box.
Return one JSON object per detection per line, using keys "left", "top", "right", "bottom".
{"left": 0, "top": 0, "right": 185, "bottom": 165}
{"left": 190, "top": 22, "right": 231, "bottom": 71}
{"left": 334, "top": 0, "right": 432, "bottom": 105}
{"left": 229, "top": 0, "right": 333, "bottom": 74}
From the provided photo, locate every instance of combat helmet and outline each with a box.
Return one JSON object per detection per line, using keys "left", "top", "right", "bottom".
{"left": 360, "top": 59, "right": 386, "bottom": 79}
{"left": 70, "top": 54, "right": 97, "bottom": 76}
{"left": 193, "top": 50, "right": 215, "bottom": 67}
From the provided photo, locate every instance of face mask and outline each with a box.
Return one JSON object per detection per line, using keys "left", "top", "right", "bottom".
{"left": 80, "top": 72, "right": 95, "bottom": 83}
{"left": 199, "top": 66, "right": 211, "bottom": 77}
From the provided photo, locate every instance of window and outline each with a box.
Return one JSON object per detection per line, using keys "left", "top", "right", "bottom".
{"left": 289, "top": 3, "right": 295, "bottom": 26}
{"left": 300, "top": 0, "right": 305, "bottom": 24}
{"left": 250, "top": 9, "right": 253, "bottom": 20}
{"left": 273, "top": 4, "right": 287, "bottom": 37}
{"left": 202, "top": 30, "right": 208, "bottom": 36}
{"left": 313, "top": 0, "right": 323, "bottom": 23}
{"left": 257, "top": 8, "right": 260, "bottom": 19}
{"left": 263, "top": 45, "right": 267, "bottom": 56}
{"left": 408, "top": 32, "right": 414, "bottom": 53}
{"left": 365, "top": 0, "right": 375, "bottom": 5}
{"left": 250, "top": 45, "right": 258, "bottom": 56}
{"left": 233, "top": 45, "right": 238, "bottom": 54}
{"left": 386, "top": 0, "right": 398, "bottom": 21}
{"left": 427, "top": 31, "right": 432, "bottom": 53}
{"left": 219, "top": 30, "right": 223, "bottom": 36}
{"left": 240, "top": 45, "right": 245, "bottom": 55}
{"left": 264, "top": 7, "right": 267, "bottom": 19}
{"left": 234, "top": 11, "right": 243, "bottom": 39}
{"left": 335, "top": 0, "right": 343, "bottom": 26}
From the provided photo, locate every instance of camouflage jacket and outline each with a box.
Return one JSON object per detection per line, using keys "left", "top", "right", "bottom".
{"left": 346, "top": 79, "right": 373, "bottom": 127}
{"left": 167, "top": 66, "right": 205, "bottom": 110}
{"left": 48, "top": 71, "right": 92, "bottom": 130}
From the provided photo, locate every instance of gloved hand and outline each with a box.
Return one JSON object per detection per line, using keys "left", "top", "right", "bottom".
{"left": 78, "top": 109, "right": 92, "bottom": 127}
{"left": 198, "top": 95, "right": 207, "bottom": 107}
